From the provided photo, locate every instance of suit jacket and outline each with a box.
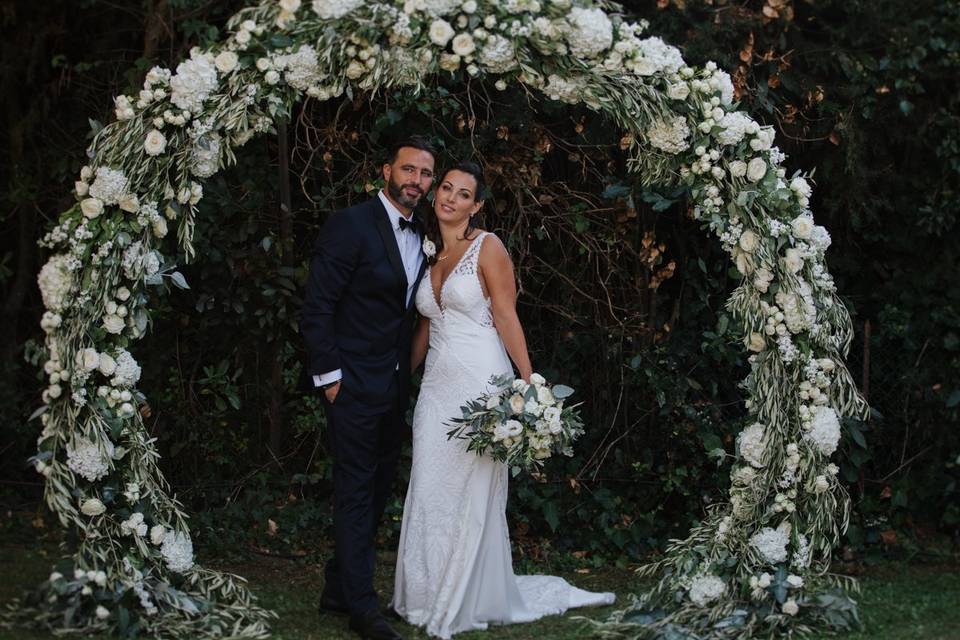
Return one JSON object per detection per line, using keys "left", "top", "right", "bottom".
{"left": 299, "top": 197, "right": 426, "bottom": 407}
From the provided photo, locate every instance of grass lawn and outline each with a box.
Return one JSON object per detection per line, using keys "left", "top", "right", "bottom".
{"left": 0, "top": 544, "right": 958, "bottom": 639}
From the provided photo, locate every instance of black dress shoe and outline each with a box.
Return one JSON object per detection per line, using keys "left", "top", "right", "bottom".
{"left": 317, "top": 592, "right": 350, "bottom": 617}
{"left": 349, "top": 609, "right": 402, "bottom": 640}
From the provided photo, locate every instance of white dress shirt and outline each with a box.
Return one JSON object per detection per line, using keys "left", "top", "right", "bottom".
{"left": 313, "top": 190, "right": 424, "bottom": 387}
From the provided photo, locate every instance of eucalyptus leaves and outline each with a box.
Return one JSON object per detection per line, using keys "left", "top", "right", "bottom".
{"left": 14, "top": 0, "right": 867, "bottom": 637}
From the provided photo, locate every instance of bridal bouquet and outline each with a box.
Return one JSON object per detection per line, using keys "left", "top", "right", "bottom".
{"left": 446, "top": 373, "right": 584, "bottom": 473}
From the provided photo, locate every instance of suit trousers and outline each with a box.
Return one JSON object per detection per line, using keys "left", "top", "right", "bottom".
{"left": 322, "top": 375, "right": 405, "bottom": 614}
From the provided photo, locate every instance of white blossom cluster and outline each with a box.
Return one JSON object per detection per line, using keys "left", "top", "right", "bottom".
{"left": 88, "top": 167, "right": 129, "bottom": 206}
{"left": 688, "top": 573, "right": 726, "bottom": 606}
{"left": 38, "top": 255, "right": 74, "bottom": 312}
{"left": 737, "top": 422, "right": 767, "bottom": 468}
{"left": 803, "top": 405, "right": 841, "bottom": 456}
{"left": 190, "top": 132, "right": 222, "bottom": 178}
{"left": 161, "top": 530, "right": 195, "bottom": 573}
{"left": 120, "top": 512, "right": 148, "bottom": 537}
{"left": 646, "top": 116, "right": 691, "bottom": 154}
{"left": 565, "top": 7, "right": 612, "bottom": 59}
{"left": 66, "top": 438, "right": 115, "bottom": 482}
{"left": 169, "top": 50, "right": 219, "bottom": 113}
{"left": 750, "top": 521, "right": 791, "bottom": 565}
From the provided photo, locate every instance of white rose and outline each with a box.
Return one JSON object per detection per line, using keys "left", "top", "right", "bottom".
{"left": 429, "top": 19, "right": 455, "bottom": 47}
{"left": 791, "top": 215, "right": 814, "bottom": 239}
{"left": 102, "top": 314, "right": 125, "bottom": 334}
{"left": 784, "top": 248, "right": 804, "bottom": 274}
{"left": 95, "top": 606, "right": 110, "bottom": 620}
{"left": 786, "top": 575, "right": 804, "bottom": 588}
{"left": 214, "top": 51, "right": 239, "bottom": 74}
{"left": 508, "top": 394, "right": 525, "bottom": 414}
{"left": 256, "top": 57, "right": 272, "bottom": 72}
{"left": 236, "top": 30, "right": 252, "bottom": 45}
{"left": 119, "top": 193, "right": 140, "bottom": 213}
{"left": 451, "top": 33, "right": 476, "bottom": 57}
{"left": 279, "top": 0, "right": 301, "bottom": 11}
{"left": 80, "top": 498, "right": 106, "bottom": 516}
{"left": 529, "top": 373, "right": 546, "bottom": 386}
{"left": 790, "top": 177, "right": 812, "bottom": 199}
{"left": 439, "top": 53, "right": 461, "bottom": 72}
{"left": 75, "top": 181, "right": 89, "bottom": 196}
{"left": 512, "top": 379, "right": 529, "bottom": 393}
{"left": 462, "top": 0, "right": 477, "bottom": 12}
{"left": 81, "top": 348, "right": 100, "bottom": 372}
{"left": 729, "top": 160, "right": 747, "bottom": 178}
{"left": 667, "top": 82, "right": 690, "bottom": 101}
{"left": 264, "top": 70, "right": 280, "bottom": 85}
{"left": 536, "top": 385, "right": 555, "bottom": 406}
{"left": 47, "top": 383, "right": 62, "bottom": 399}
{"left": 819, "top": 358, "right": 835, "bottom": 373}
{"left": 98, "top": 353, "right": 117, "bottom": 376}
{"left": 150, "top": 524, "right": 166, "bottom": 545}
{"left": 747, "top": 332, "right": 766, "bottom": 352}
{"left": 757, "top": 572, "right": 772, "bottom": 588}
{"left": 80, "top": 166, "right": 93, "bottom": 181}
{"left": 738, "top": 229, "right": 759, "bottom": 252}
{"left": 814, "top": 475, "right": 830, "bottom": 493}
{"left": 782, "top": 599, "right": 799, "bottom": 616}
{"left": 143, "top": 129, "right": 167, "bottom": 156}
{"left": 503, "top": 419, "right": 523, "bottom": 437}
{"left": 747, "top": 157, "right": 767, "bottom": 182}
{"left": 81, "top": 198, "right": 104, "bottom": 219}
{"left": 152, "top": 217, "right": 168, "bottom": 238}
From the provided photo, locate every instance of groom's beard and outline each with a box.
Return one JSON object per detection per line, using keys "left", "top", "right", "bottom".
{"left": 387, "top": 175, "right": 424, "bottom": 210}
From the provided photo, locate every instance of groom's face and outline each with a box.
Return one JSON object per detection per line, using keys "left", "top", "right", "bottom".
{"left": 383, "top": 147, "right": 435, "bottom": 212}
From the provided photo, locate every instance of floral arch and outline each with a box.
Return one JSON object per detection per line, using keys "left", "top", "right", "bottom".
{"left": 12, "top": 0, "right": 868, "bottom": 637}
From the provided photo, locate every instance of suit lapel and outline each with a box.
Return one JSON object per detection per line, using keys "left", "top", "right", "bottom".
{"left": 372, "top": 199, "right": 407, "bottom": 308}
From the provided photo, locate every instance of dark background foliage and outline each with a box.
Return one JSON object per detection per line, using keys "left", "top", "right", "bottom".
{"left": 1, "top": 0, "right": 957, "bottom": 565}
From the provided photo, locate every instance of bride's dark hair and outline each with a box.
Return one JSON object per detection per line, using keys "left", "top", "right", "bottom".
{"left": 422, "top": 160, "right": 487, "bottom": 265}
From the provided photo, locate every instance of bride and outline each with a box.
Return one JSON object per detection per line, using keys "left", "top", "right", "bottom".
{"left": 391, "top": 161, "right": 615, "bottom": 638}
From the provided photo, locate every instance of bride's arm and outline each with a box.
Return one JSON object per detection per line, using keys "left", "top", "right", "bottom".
{"left": 479, "top": 236, "right": 533, "bottom": 382}
{"left": 410, "top": 315, "right": 430, "bottom": 373}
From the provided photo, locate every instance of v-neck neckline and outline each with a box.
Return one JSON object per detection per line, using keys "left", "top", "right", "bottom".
{"left": 429, "top": 234, "right": 482, "bottom": 312}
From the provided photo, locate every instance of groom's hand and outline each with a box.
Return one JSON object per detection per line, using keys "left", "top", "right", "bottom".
{"left": 324, "top": 381, "right": 341, "bottom": 404}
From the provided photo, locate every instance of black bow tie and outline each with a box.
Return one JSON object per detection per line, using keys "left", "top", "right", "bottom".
{"left": 398, "top": 216, "right": 419, "bottom": 233}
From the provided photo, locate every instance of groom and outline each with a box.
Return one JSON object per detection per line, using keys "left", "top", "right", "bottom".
{"left": 301, "top": 137, "right": 436, "bottom": 640}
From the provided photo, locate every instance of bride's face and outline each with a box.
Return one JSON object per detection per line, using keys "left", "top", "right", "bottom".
{"left": 433, "top": 170, "right": 483, "bottom": 227}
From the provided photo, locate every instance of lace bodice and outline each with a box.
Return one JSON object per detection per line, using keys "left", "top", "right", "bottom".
{"left": 415, "top": 231, "right": 494, "bottom": 330}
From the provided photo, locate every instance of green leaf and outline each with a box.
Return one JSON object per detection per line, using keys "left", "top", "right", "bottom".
{"left": 542, "top": 500, "right": 559, "bottom": 532}
{"left": 170, "top": 271, "right": 190, "bottom": 290}
{"left": 551, "top": 384, "right": 574, "bottom": 399}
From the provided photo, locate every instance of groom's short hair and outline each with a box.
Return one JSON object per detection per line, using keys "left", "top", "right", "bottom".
{"left": 386, "top": 136, "right": 438, "bottom": 164}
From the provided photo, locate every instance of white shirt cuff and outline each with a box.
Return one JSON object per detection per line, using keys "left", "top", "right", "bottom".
{"left": 313, "top": 370, "right": 342, "bottom": 387}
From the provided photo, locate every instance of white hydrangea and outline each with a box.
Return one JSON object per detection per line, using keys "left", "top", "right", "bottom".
{"left": 716, "top": 112, "right": 755, "bottom": 146}
{"left": 478, "top": 35, "right": 517, "bottom": 73}
{"left": 278, "top": 45, "right": 323, "bottom": 91}
{"left": 161, "top": 530, "right": 195, "bottom": 573}
{"left": 89, "top": 167, "right": 129, "bottom": 206}
{"left": 311, "top": 0, "right": 363, "bottom": 19}
{"left": 190, "top": 132, "right": 222, "bottom": 178}
{"left": 710, "top": 69, "right": 735, "bottom": 105}
{"left": 805, "top": 406, "right": 841, "bottom": 456}
{"left": 170, "top": 50, "right": 219, "bottom": 113}
{"left": 416, "top": 0, "right": 460, "bottom": 16}
{"left": 111, "top": 349, "right": 142, "bottom": 388}
{"left": 631, "top": 37, "right": 684, "bottom": 76}
{"left": 737, "top": 422, "right": 766, "bottom": 468}
{"left": 38, "top": 254, "right": 74, "bottom": 312}
{"left": 566, "top": 7, "right": 613, "bottom": 59}
{"left": 688, "top": 574, "right": 726, "bottom": 606}
{"left": 66, "top": 438, "right": 115, "bottom": 482}
{"left": 750, "top": 525, "right": 790, "bottom": 564}
{"left": 646, "top": 116, "right": 690, "bottom": 154}
{"left": 543, "top": 74, "right": 584, "bottom": 104}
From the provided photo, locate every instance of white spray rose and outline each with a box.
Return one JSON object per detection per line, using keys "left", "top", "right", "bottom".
{"left": 150, "top": 524, "right": 167, "bottom": 546}
{"left": 729, "top": 160, "right": 747, "bottom": 178}
{"left": 214, "top": 51, "right": 239, "bottom": 74}
{"left": 143, "top": 129, "right": 167, "bottom": 156}
{"left": 791, "top": 215, "right": 814, "bottom": 239}
{"left": 782, "top": 599, "right": 799, "bottom": 616}
{"left": 429, "top": 19, "right": 455, "bottom": 47}
{"left": 80, "top": 498, "right": 106, "bottom": 516}
{"left": 738, "top": 229, "right": 759, "bottom": 252}
{"left": 451, "top": 33, "right": 476, "bottom": 57}
{"left": 81, "top": 198, "right": 104, "bottom": 219}
{"left": 98, "top": 353, "right": 117, "bottom": 376}
{"left": 746, "top": 157, "right": 767, "bottom": 182}
{"left": 508, "top": 394, "right": 526, "bottom": 414}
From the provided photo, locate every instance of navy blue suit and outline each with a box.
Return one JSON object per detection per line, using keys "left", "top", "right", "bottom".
{"left": 300, "top": 196, "right": 426, "bottom": 614}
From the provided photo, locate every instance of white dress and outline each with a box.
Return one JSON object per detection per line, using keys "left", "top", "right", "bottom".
{"left": 392, "top": 232, "right": 615, "bottom": 639}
